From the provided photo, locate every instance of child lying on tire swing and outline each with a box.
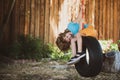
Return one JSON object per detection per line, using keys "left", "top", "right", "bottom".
{"left": 56, "top": 10, "right": 97, "bottom": 65}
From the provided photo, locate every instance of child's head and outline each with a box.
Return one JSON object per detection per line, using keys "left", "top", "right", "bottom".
{"left": 56, "top": 29, "right": 72, "bottom": 51}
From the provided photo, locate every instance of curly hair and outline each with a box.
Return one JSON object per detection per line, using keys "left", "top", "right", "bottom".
{"left": 56, "top": 29, "right": 71, "bottom": 51}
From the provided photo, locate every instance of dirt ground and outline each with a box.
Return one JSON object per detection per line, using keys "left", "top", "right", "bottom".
{"left": 0, "top": 58, "right": 120, "bottom": 80}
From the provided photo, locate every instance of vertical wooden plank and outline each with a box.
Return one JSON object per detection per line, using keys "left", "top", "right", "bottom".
{"left": 2, "top": 0, "right": 5, "bottom": 44}
{"left": 0, "top": 0, "right": 3, "bottom": 26}
{"left": 53, "top": 0, "right": 59, "bottom": 44}
{"left": 118, "top": 0, "right": 120, "bottom": 40}
{"left": 88, "top": 0, "right": 92, "bottom": 24}
{"left": 34, "top": 0, "right": 40, "bottom": 37}
{"left": 106, "top": 0, "right": 109, "bottom": 39}
{"left": 19, "top": 0, "right": 25, "bottom": 35}
{"left": 3, "top": 0, "right": 10, "bottom": 44}
{"left": 0, "top": 0, "right": 2, "bottom": 46}
{"left": 92, "top": 0, "right": 95, "bottom": 26}
{"left": 58, "top": 0, "right": 64, "bottom": 11}
{"left": 109, "top": 0, "right": 114, "bottom": 39}
{"left": 11, "top": 0, "right": 16, "bottom": 41}
{"left": 39, "top": 0, "right": 45, "bottom": 40}
{"left": 25, "top": 0, "right": 30, "bottom": 35}
{"left": 99, "top": 0, "right": 103, "bottom": 39}
{"left": 17, "top": 0, "right": 20, "bottom": 36}
{"left": 49, "top": 0, "right": 54, "bottom": 43}
{"left": 85, "top": 0, "right": 89, "bottom": 23}
{"left": 113, "top": 0, "right": 118, "bottom": 42}
{"left": 95, "top": 0, "right": 99, "bottom": 38}
{"left": 57, "top": 0, "right": 64, "bottom": 35}
{"left": 8, "top": 0, "right": 16, "bottom": 44}
{"left": 44, "top": 0, "right": 50, "bottom": 43}
{"left": 81, "top": 0, "right": 85, "bottom": 20}
{"left": 102, "top": 0, "right": 106, "bottom": 39}
{"left": 88, "top": 0, "right": 95, "bottom": 25}
{"left": 13, "top": 0, "right": 20, "bottom": 40}
{"left": 30, "top": 0, "right": 35, "bottom": 37}
{"left": 110, "top": 0, "right": 113, "bottom": 39}
{"left": 49, "top": 0, "right": 59, "bottom": 44}
{"left": 107, "top": 0, "right": 110, "bottom": 39}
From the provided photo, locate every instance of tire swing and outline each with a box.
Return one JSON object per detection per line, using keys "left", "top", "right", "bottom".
{"left": 75, "top": 36, "right": 103, "bottom": 77}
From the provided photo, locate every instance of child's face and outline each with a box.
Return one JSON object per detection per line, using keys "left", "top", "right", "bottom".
{"left": 64, "top": 32, "right": 72, "bottom": 42}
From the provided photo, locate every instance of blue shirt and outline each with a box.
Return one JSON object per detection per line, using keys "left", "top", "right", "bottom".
{"left": 67, "top": 22, "right": 89, "bottom": 35}
{"left": 67, "top": 22, "right": 80, "bottom": 35}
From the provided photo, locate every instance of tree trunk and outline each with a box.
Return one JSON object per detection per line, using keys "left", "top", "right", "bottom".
{"left": 102, "top": 51, "right": 120, "bottom": 73}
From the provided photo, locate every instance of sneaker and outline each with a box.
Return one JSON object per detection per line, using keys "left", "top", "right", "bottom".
{"left": 67, "top": 53, "right": 86, "bottom": 65}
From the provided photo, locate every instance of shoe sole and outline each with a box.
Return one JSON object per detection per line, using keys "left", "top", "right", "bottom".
{"left": 67, "top": 54, "right": 86, "bottom": 65}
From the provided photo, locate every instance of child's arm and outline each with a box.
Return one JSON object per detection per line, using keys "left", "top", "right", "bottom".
{"left": 73, "top": 10, "right": 82, "bottom": 24}
{"left": 73, "top": 7, "right": 85, "bottom": 30}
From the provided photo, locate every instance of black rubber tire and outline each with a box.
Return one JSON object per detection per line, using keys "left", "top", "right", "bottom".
{"left": 75, "top": 36, "right": 103, "bottom": 77}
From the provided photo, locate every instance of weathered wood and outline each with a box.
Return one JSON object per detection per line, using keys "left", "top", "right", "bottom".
{"left": 118, "top": 0, "right": 120, "bottom": 40}
{"left": 25, "top": 0, "right": 30, "bottom": 35}
{"left": 30, "top": 0, "right": 35, "bottom": 37}
{"left": 102, "top": 0, "right": 109, "bottom": 39}
{"left": 19, "top": 0, "right": 25, "bottom": 35}
{"left": 14, "top": 0, "right": 20, "bottom": 39}
{"left": 0, "top": 0, "right": 3, "bottom": 26}
{"left": 99, "top": 0, "right": 103, "bottom": 39}
{"left": 53, "top": 0, "right": 59, "bottom": 44}
{"left": 49, "top": 0, "right": 55, "bottom": 43}
{"left": 0, "top": 0, "right": 120, "bottom": 45}
{"left": 34, "top": 0, "right": 40, "bottom": 37}
{"left": 39, "top": 0, "right": 45, "bottom": 40}
{"left": 110, "top": 0, "right": 114, "bottom": 39}
{"left": 113, "top": 0, "right": 118, "bottom": 42}
{"left": 95, "top": 0, "right": 99, "bottom": 38}
{"left": 88, "top": 0, "right": 93, "bottom": 24}
{"left": 102, "top": 51, "right": 120, "bottom": 73}
{"left": 44, "top": 0, "right": 50, "bottom": 43}
{"left": 85, "top": 0, "right": 89, "bottom": 23}
{"left": 106, "top": 0, "right": 110, "bottom": 39}
{"left": 0, "top": 0, "right": 15, "bottom": 44}
{"left": 2, "top": 0, "right": 9, "bottom": 44}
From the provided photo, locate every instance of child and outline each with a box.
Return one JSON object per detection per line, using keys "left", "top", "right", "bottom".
{"left": 56, "top": 8, "right": 97, "bottom": 65}
{"left": 56, "top": 26, "right": 85, "bottom": 65}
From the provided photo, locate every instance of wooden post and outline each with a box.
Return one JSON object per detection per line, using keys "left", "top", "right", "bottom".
{"left": 39, "top": 0, "right": 45, "bottom": 40}
{"left": 30, "top": 0, "right": 35, "bottom": 37}
{"left": 106, "top": 0, "right": 109, "bottom": 39}
{"left": 34, "top": 0, "right": 40, "bottom": 37}
{"left": 44, "top": 0, "right": 50, "bottom": 43}
{"left": 49, "top": 0, "right": 54, "bottom": 43}
{"left": 113, "top": 0, "right": 118, "bottom": 42}
{"left": 19, "top": 0, "right": 25, "bottom": 35}
{"left": 95, "top": 0, "right": 99, "bottom": 38}
{"left": 118, "top": 0, "right": 120, "bottom": 40}
{"left": 0, "top": 0, "right": 16, "bottom": 40}
{"left": 110, "top": 0, "right": 113, "bottom": 40}
{"left": 14, "top": 0, "right": 20, "bottom": 39}
{"left": 99, "top": 0, "right": 103, "bottom": 39}
{"left": 25, "top": 0, "right": 30, "bottom": 35}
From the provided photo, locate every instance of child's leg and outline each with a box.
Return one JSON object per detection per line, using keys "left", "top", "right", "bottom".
{"left": 67, "top": 34, "right": 85, "bottom": 65}
{"left": 70, "top": 33, "right": 82, "bottom": 57}
{"left": 76, "top": 33, "right": 82, "bottom": 53}
{"left": 70, "top": 38, "right": 77, "bottom": 57}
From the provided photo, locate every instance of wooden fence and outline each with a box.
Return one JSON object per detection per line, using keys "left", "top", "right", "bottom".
{"left": 0, "top": 0, "right": 120, "bottom": 46}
